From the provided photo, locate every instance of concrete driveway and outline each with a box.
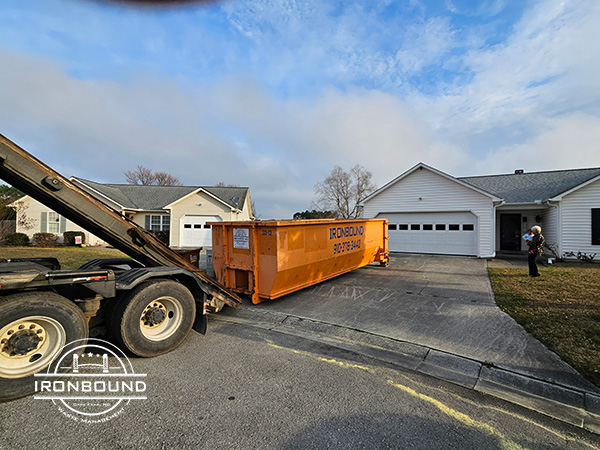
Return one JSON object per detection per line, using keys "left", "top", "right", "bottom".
{"left": 219, "top": 254, "right": 600, "bottom": 431}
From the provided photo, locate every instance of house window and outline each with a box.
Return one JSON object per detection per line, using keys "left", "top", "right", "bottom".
{"left": 593, "top": 209, "right": 600, "bottom": 245}
{"left": 47, "top": 212, "right": 61, "bottom": 233}
{"left": 148, "top": 215, "right": 170, "bottom": 232}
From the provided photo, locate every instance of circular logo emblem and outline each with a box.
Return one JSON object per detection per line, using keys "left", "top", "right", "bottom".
{"left": 34, "top": 338, "right": 147, "bottom": 423}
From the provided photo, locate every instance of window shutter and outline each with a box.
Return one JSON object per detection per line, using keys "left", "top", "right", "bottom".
{"left": 592, "top": 209, "right": 600, "bottom": 245}
{"left": 60, "top": 216, "right": 67, "bottom": 234}
{"left": 41, "top": 212, "right": 47, "bottom": 232}
{"left": 145, "top": 215, "right": 150, "bottom": 230}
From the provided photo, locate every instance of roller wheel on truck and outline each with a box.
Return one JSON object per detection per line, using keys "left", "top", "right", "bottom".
{"left": 0, "top": 292, "right": 88, "bottom": 402}
{"left": 108, "top": 280, "right": 196, "bottom": 358}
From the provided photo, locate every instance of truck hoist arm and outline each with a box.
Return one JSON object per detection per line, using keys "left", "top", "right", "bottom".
{"left": 0, "top": 134, "right": 241, "bottom": 308}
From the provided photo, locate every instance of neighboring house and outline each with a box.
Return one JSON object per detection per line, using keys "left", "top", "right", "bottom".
{"left": 13, "top": 177, "right": 253, "bottom": 248}
{"left": 361, "top": 163, "right": 600, "bottom": 258}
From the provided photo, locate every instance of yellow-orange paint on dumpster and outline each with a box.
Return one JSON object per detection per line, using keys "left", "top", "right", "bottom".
{"left": 210, "top": 219, "right": 389, "bottom": 304}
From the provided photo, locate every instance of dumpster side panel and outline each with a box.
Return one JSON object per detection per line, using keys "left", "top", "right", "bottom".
{"left": 265, "top": 220, "right": 387, "bottom": 300}
{"left": 211, "top": 219, "right": 388, "bottom": 304}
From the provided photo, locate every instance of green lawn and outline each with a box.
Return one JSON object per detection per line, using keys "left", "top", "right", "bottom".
{"left": 488, "top": 264, "right": 600, "bottom": 388}
{"left": 0, "top": 246, "right": 128, "bottom": 270}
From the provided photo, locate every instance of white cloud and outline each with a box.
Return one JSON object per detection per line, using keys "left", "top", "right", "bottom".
{"left": 402, "top": 0, "right": 600, "bottom": 177}
{"left": 469, "top": 113, "right": 600, "bottom": 175}
{"left": 1, "top": 0, "right": 599, "bottom": 219}
{"left": 0, "top": 48, "right": 472, "bottom": 217}
{"left": 418, "top": 0, "right": 600, "bottom": 136}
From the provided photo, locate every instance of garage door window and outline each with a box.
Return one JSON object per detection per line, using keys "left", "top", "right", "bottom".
{"left": 388, "top": 224, "right": 397, "bottom": 231}
{"left": 423, "top": 224, "right": 433, "bottom": 230}
{"left": 449, "top": 224, "right": 460, "bottom": 231}
{"left": 399, "top": 224, "right": 408, "bottom": 230}
{"left": 436, "top": 224, "right": 446, "bottom": 231}
{"left": 463, "top": 224, "right": 474, "bottom": 231}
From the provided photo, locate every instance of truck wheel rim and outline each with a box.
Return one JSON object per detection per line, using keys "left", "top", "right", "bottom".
{"left": 0, "top": 316, "right": 66, "bottom": 379}
{"left": 139, "top": 297, "right": 183, "bottom": 342}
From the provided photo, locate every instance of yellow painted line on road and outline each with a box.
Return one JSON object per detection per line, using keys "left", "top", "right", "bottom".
{"left": 266, "top": 341, "right": 527, "bottom": 449}
{"left": 267, "top": 341, "right": 374, "bottom": 373}
{"left": 264, "top": 339, "right": 598, "bottom": 449}
{"left": 390, "top": 370, "right": 599, "bottom": 448}
{"left": 386, "top": 379, "right": 526, "bottom": 450}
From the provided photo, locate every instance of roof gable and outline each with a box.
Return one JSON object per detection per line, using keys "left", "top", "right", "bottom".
{"left": 459, "top": 167, "right": 600, "bottom": 204}
{"left": 362, "top": 162, "right": 501, "bottom": 204}
{"left": 73, "top": 178, "right": 249, "bottom": 211}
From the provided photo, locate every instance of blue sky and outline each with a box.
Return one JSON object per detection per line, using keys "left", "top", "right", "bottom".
{"left": 0, "top": 0, "right": 599, "bottom": 218}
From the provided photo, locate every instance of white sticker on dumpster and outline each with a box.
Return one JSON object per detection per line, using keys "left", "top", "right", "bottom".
{"left": 233, "top": 228, "right": 250, "bottom": 249}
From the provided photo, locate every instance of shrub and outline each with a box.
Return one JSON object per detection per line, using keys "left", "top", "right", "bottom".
{"left": 32, "top": 232, "right": 58, "bottom": 247}
{"left": 4, "top": 232, "right": 30, "bottom": 246}
{"left": 63, "top": 231, "right": 86, "bottom": 246}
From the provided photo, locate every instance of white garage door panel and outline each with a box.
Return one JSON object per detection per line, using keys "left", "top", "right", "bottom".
{"left": 181, "top": 215, "right": 221, "bottom": 247}
{"left": 381, "top": 212, "right": 477, "bottom": 256}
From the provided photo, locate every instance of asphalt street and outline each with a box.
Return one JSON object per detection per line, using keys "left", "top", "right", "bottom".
{"left": 1, "top": 320, "right": 598, "bottom": 450}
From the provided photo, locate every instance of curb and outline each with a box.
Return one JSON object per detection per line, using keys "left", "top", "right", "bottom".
{"left": 213, "top": 308, "right": 600, "bottom": 435}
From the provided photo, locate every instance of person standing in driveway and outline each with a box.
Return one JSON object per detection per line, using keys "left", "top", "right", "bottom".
{"left": 528, "top": 225, "right": 544, "bottom": 277}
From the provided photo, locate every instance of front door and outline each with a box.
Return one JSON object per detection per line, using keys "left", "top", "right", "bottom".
{"left": 500, "top": 214, "right": 521, "bottom": 251}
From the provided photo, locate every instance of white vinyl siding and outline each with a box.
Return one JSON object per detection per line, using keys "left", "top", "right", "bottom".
{"left": 542, "top": 205, "right": 560, "bottom": 255}
{"left": 362, "top": 168, "right": 495, "bottom": 257}
{"left": 559, "top": 179, "right": 600, "bottom": 256}
{"left": 167, "top": 191, "right": 231, "bottom": 248}
{"left": 14, "top": 198, "right": 105, "bottom": 245}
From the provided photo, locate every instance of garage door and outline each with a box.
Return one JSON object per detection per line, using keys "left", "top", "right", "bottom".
{"left": 181, "top": 215, "right": 221, "bottom": 247}
{"left": 379, "top": 212, "right": 477, "bottom": 256}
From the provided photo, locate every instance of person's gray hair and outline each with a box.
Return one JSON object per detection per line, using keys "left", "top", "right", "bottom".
{"left": 532, "top": 225, "right": 542, "bottom": 234}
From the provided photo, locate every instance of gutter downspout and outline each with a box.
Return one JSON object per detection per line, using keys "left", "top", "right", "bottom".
{"left": 544, "top": 200, "right": 561, "bottom": 256}
{"left": 491, "top": 200, "right": 504, "bottom": 258}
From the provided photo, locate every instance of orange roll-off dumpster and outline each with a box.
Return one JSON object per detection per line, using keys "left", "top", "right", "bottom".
{"left": 210, "top": 218, "right": 389, "bottom": 304}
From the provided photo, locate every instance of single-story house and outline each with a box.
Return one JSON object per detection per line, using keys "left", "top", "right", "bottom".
{"left": 360, "top": 163, "right": 600, "bottom": 258}
{"left": 13, "top": 177, "right": 253, "bottom": 248}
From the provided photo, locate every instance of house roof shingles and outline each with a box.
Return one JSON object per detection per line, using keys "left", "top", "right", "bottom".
{"left": 458, "top": 168, "right": 600, "bottom": 204}
{"left": 74, "top": 178, "right": 248, "bottom": 211}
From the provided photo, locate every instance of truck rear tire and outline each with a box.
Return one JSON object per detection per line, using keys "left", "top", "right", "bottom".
{"left": 0, "top": 292, "right": 88, "bottom": 402}
{"left": 109, "top": 280, "right": 196, "bottom": 358}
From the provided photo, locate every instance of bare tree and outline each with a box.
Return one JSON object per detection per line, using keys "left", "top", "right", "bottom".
{"left": 153, "top": 171, "right": 183, "bottom": 186}
{"left": 124, "top": 166, "right": 182, "bottom": 186}
{"left": 15, "top": 202, "right": 34, "bottom": 230}
{"left": 313, "top": 164, "right": 376, "bottom": 219}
